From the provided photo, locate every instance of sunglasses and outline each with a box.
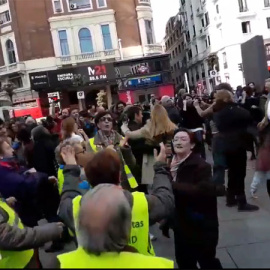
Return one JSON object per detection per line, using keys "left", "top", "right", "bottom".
{"left": 100, "top": 117, "right": 113, "bottom": 122}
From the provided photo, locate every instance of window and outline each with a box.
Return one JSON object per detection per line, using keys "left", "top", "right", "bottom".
{"left": 78, "top": 28, "right": 93, "bottom": 53}
{"left": 223, "top": 52, "right": 228, "bottom": 68}
{"left": 216, "top": 4, "right": 219, "bottom": 14}
{"left": 267, "top": 17, "right": 270, "bottom": 29}
{"left": 9, "top": 76, "right": 23, "bottom": 88}
{"left": 201, "top": 18, "right": 205, "bottom": 28}
{"left": 265, "top": 44, "right": 270, "bottom": 55}
{"left": 145, "top": 20, "right": 154, "bottom": 44}
{"left": 139, "top": 0, "right": 150, "bottom": 3}
{"left": 205, "top": 39, "right": 208, "bottom": 49}
{"left": 6, "top": 40, "right": 16, "bottom": 64}
{"left": 58, "top": 30, "right": 70, "bottom": 56}
{"left": 0, "top": 0, "right": 7, "bottom": 5}
{"left": 195, "top": 45, "right": 198, "bottom": 54}
{"left": 68, "top": 0, "right": 92, "bottom": 10}
{"left": 193, "top": 25, "right": 196, "bottom": 37}
{"left": 265, "top": 0, "right": 270, "bottom": 8}
{"left": 205, "top": 12, "right": 210, "bottom": 26}
{"left": 242, "top": 21, "right": 251, "bottom": 33}
{"left": 53, "top": 0, "right": 62, "bottom": 12}
{"left": 238, "top": 0, "right": 248, "bottom": 12}
{"left": 101, "top": 24, "right": 113, "bottom": 50}
{"left": 208, "top": 36, "right": 211, "bottom": 46}
{"left": 0, "top": 10, "right": 10, "bottom": 24}
{"left": 96, "top": 0, "right": 106, "bottom": 8}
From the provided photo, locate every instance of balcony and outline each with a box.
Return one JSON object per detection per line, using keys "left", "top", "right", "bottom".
{"left": 198, "top": 28, "right": 207, "bottom": 38}
{"left": 56, "top": 49, "right": 120, "bottom": 66}
{"left": 237, "top": 7, "right": 256, "bottom": 18}
{"left": 0, "top": 62, "right": 26, "bottom": 76}
{"left": 144, "top": 44, "right": 164, "bottom": 55}
{"left": 214, "top": 15, "right": 222, "bottom": 26}
{"left": 196, "top": 7, "right": 204, "bottom": 17}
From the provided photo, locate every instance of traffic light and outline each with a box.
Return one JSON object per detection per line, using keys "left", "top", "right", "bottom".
{"left": 238, "top": 63, "right": 243, "bottom": 71}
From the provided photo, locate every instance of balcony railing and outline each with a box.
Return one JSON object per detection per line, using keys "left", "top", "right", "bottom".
{"left": 237, "top": 9, "right": 256, "bottom": 18}
{"left": 144, "top": 44, "right": 164, "bottom": 55}
{"left": 0, "top": 62, "right": 26, "bottom": 76}
{"left": 56, "top": 49, "right": 120, "bottom": 66}
{"left": 198, "top": 28, "right": 207, "bottom": 38}
{"left": 196, "top": 7, "right": 204, "bottom": 17}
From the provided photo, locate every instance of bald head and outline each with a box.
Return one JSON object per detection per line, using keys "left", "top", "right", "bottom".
{"left": 77, "top": 184, "right": 131, "bottom": 254}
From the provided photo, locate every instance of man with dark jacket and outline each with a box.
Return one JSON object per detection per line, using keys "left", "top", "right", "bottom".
{"left": 161, "top": 96, "right": 181, "bottom": 126}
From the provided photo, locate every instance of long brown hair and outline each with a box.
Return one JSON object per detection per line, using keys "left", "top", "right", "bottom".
{"left": 149, "top": 104, "right": 177, "bottom": 138}
{"left": 62, "top": 117, "right": 76, "bottom": 140}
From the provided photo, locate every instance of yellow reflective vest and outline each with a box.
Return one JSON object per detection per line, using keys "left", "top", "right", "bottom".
{"left": 89, "top": 138, "right": 138, "bottom": 189}
{"left": 58, "top": 168, "right": 64, "bottom": 195}
{"left": 57, "top": 246, "right": 173, "bottom": 268}
{"left": 72, "top": 191, "right": 155, "bottom": 256}
{"left": 0, "top": 201, "right": 34, "bottom": 268}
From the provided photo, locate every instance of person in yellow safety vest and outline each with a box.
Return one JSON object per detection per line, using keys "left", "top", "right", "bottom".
{"left": 55, "top": 142, "right": 94, "bottom": 196}
{"left": 0, "top": 196, "right": 63, "bottom": 268}
{"left": 57, "top": 142, "right": 174, "bottom": 257}
{"left": 86, "top": 111, "right": 138, "bottom": 191}
{"left": 54, "top": 184, "right": 174, "bottom": 269}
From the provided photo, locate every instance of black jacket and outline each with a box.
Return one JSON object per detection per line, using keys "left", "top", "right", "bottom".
{"left": 181, "top": 106, "right": 204, "bottom": 130}
{"left": 165, "top": 106, "right": 181, "bottom": 126}
{"left": 173, "top": 153, "right": 218, "bottom": 242}
{"left": 213, "top": 102, "right": 252, "bottom": 152}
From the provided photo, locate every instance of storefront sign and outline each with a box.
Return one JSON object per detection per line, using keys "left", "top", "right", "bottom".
{"left": 30, "top": 63, "right": 115, "bottom": 90}
{"left": 77, "top": 91, "right": 85, "bottom": 100}
{"left": 125, "top": 74, "right": 162, "bottom": 88}
{"left": 30, "top": 72, "right": 49, "bottom": 89}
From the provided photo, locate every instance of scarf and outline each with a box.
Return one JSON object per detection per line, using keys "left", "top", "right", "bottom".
{"left": 170, "top": 156, "right": 182, "bottom": 182}
{"left": 97, "top": 130, "right": 116, "bottom": 148}
{"left": 170, "top": 152, "right": 192, "bottom": 181}
{"left": 0, "top": 157, "right": 20, "bottom": 172}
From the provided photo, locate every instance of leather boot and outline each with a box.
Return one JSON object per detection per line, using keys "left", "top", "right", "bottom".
{"left": 237, "top": 194, "right": 259, "bottom": 212}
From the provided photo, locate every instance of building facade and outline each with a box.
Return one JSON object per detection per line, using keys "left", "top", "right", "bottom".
{"left": 169, "top": 0, "right": 270, "bottom": 92}
{"left": 164, "top": 15, "right": 186, "bottom": 90}
{"left": 0, "top": 0, "right": 164, "bottom": 117}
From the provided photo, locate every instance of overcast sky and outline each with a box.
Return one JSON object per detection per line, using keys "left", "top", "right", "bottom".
{"left": 151, "top": 0, "right": 180, "bottom": 43}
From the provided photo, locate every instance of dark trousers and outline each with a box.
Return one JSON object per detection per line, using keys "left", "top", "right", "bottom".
{"left": 174, "top": 230, "right": 222, "bottom": 269}
{"left": 226, "top": 148, "right": 247, "bottom": 197}
{"left": 193, "top": 130, "right": 206, "bottom": 160}
{"left": 212, "top": 150, "right": 226, "bottom": 186}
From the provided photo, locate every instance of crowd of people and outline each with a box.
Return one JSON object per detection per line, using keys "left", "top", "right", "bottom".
{"left": 0, "top": 80, "right": 269, "bottom": 268}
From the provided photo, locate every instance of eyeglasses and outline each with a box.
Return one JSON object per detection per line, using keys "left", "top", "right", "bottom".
{"left": 100, "top": 117, "right": 113, "bottom": 122}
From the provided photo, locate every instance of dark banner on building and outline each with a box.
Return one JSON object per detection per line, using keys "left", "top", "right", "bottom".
{"left": 114, "top": 54, "right": 172, "bottom": 90}
{"left": 30, "top": 63, "right": 115, "bottom": 90}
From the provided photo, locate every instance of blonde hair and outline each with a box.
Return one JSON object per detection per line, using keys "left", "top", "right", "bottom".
{"left": 149, "top": 104, "right": 177, "bottom": 138}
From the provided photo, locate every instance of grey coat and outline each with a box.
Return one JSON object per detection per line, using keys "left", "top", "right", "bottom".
{"left": 58, "top": 162, "right": 175, "bottom": 238}
{"left": 0, "top": 205, "right": 61, "bottom": 267}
